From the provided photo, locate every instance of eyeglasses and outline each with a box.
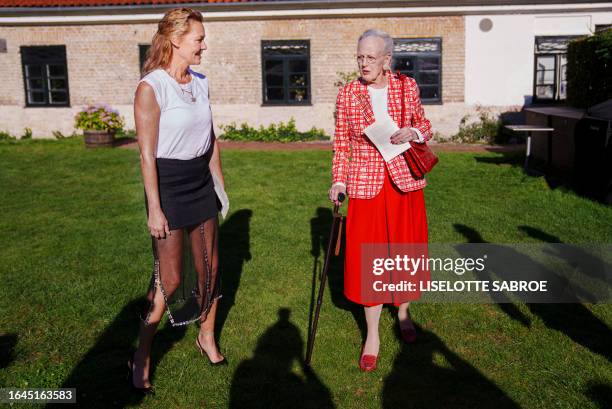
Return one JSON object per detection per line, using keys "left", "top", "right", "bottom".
{"left": 355, "top": 54, "right": 385, "bottom": 65}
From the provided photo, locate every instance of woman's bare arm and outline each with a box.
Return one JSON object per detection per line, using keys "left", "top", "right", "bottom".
{"left": 208, "top": 125, "right": 225, "bottom": 190}
{"left": 135, "top": 82, "right": 170, "bottom": 238}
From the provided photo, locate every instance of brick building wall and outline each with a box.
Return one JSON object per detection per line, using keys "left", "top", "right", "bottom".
{"left": 0, "top": 15, "right": 484, "bottom": 139}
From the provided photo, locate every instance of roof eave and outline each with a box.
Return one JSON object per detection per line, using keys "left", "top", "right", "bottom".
{"left": 1, "top": 0, "right": 611, "bottom": 16}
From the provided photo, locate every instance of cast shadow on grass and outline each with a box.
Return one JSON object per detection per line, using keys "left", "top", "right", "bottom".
{"left": 0, "top": 333, "right": 18, "bottom": 369}
{"left": 309, "top": 207, "right": 366, "bottom": 343}
{"left": 229, "top": 308, "right": 335, "bottom": 409}
{"left": 474, "top": 150, "right": 596, "bottom": 193}
{"left": 585, "top": 381, "right": 612, "bottom": 409}
{"left": 518, "top": 225, "right": 612, "bottom": 362}
{"left": 50, "top": 210, "right": 252, "bottom": 408}
{"left": 454, "top": 224, "right": 612, "bottom": 362}
{"left": 518, "top": 225, "right": 612, "bottom": 284}
{"left": 48, "top": 297, "right": 186, "bottom": 408}
{"left": 215, "top": 209, "right": 253, "bottom": 339}
{"left": 382, "top": 324, "right": 520, "bottom": 409}
{"left": 474, "top": 150, "right": 567, "bottom": 191}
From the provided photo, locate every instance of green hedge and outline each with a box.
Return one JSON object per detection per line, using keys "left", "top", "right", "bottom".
{"left": 567, "top": 29, "right": 612, "bottom": 108}
{"left": 219, "top": 118, "right": 329, "bottom": 142}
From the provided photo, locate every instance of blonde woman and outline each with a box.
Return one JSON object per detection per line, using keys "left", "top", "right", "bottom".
{"left": 130, "top": 8, "right": 226, "bottom": 394}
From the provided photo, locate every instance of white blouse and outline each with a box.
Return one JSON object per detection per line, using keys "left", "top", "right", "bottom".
{"left": 367, "top": 85, "right": 390, "bottom": 121}
{"left": 138, "top": 68, "right": 213, "bottom": 160}
{"left": 367, "top": 84, "right": 425, "bottom": 143}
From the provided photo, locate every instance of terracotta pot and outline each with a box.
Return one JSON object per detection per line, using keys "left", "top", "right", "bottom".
{"left": 84, "top": 129, "right": 115, "bottom": 148}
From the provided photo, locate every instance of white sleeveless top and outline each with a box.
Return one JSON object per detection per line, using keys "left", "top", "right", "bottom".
{"left": 138, "top": 68, "right": 213, "bottom": 160}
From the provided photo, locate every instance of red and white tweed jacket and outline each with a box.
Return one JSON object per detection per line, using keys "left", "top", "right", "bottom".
{"left": 332, "top": 72, "right": 433, "bottom": 199}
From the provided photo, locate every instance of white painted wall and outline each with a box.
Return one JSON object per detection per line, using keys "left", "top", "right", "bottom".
{"left": 465, "top": 12, "right": 612, "bottom": 106}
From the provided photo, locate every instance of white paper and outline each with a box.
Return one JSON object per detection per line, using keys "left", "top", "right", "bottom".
{"left": 363, "top": 115, "right": 412, "bottom": 162}
{"left": 211, "top": 171, "right": 229, "bottom": 219}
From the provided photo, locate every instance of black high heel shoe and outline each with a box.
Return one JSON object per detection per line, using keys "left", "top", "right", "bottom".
{"left": 196, "top": 337, "right": 228, "bottom": 366}
{"left": 126, "top": 354, "right": 155, "bottom": 395}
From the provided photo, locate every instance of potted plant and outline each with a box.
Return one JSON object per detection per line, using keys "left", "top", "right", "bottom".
{"left": 75, "top": 104, "right": 125, "bottom": 148}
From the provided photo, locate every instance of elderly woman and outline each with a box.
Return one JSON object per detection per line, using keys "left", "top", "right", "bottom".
{"left": 130, "top": 8, "right": 227, "bottom": 394}
{"left": 329, "top": 29, "right": 433, "bottom": 372}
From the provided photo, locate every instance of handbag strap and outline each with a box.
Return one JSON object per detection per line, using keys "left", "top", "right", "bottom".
{"left": 398, "top": 71, "right": 406, "bottom": 128}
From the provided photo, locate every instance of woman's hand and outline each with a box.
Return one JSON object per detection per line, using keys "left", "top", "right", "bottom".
{"left": 148, "top": 207, "right": 171, "bottom": 239}
{"left": 390, "top": 127, "right": 419, "bottom": 145}
{"left": 328, "top": 183, "right": 347, "bottom": 206}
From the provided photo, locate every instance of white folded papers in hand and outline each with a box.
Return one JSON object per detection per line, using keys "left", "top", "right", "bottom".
{"left": 363, "top": 115, "right": 412, "bottom": 162}
{"left": 212, "top": 171, "right": 230, "bottom": 219}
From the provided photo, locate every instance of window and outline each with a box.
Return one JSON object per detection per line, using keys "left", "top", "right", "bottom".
{"left": 261, "top": 40, "right": 310, "bottom": 105}
{"left": 139, "top": 44, "right": 150, "bottom": 74}
{"left": 595, "top": 24, "right": 612, "bottom": 33}
{"left": 20, "top": 45, "right": 70, "bottom": 107}
{"left": 533, "top": 36, "right": 582, "bottom": 102}
{"left": 392, "top": 38, "right": 442, "bottom": 104}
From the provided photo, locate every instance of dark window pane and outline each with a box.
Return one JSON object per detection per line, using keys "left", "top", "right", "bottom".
{"left": 265, "top": 87, "right": 284, "bottom": 101}
{"left": 25, "top": 65, "right": 43, "bottom": 77}
{"left": 49, "top": 78, "right": 67, "bottom": 90}
{"left": 28, "top": 91, "right": 45, "bottom": 103}
{"left": 48, "top": 64, "right": 66, "bottom": 77}
{"left": 139, "top": 44, "right": 151, "bottom": 72}
{"left": 265, "top": 59, "right": 284, "bottom": 87}
{"left": 266, "top": 73, "right": 283, "bottom": 86}
{"left": 419, "top": 86, "right": 439, "bottom": 100}
{"left": 289, "top": 88, "right": 308, "bottom": 102}
{"left": 289, "top": 74, "right": 306, "bottom": 87}
{"left": 418, "top": 72, "right": 439, "bottom": 85}
{"left": 394, "top": 56, "right": 416, "bottom": 71}
{"left": 28, "top": 78, "right": 44, "bottom": 90}
{"left": 265, "top": 59, "right": 283, "bottom": 74}
{"left": 420, "top": 57, "right": 440, "bottom": 71}
{"left": 50, "top": 91, "right": 68, "bottom": 103}
{"left": 288, "top": 59, "right": 307, "bottom": 73}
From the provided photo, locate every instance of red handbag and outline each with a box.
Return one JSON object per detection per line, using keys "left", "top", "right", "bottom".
{"left": 398, "top": 73, "right": 439, "bottom": 179}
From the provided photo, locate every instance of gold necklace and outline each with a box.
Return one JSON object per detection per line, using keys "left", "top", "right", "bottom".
{"left": 166, "top": 69, "right": 196, "bottom": 103}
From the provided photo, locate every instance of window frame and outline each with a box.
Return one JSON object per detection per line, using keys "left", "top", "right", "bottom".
{"left": 261, "top": 39, "right": 311, "bottom": 106}
{"left": 533, "top": 53, "right": 560, "bottom": 101}
{"left": 532, "top": 35, "right": 582, "bottom": 103}
{"left": 392, "top": 37, "right": 443, "bottom": 105}
{"left": 20, "top": 45, "right": 70, "bottom": 108}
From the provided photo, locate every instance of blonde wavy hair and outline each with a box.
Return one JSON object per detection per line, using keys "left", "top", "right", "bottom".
{"left": 141, "top": 7, "right": 204, "bottom": 77}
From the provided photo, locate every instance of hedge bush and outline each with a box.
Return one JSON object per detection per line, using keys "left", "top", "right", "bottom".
{"left": 567, "top": 29, "right": 612, "bottom": 108}
{"left": 449, "top": 107, "right": 505, "bottom": 144}
{"left": 219, "top": 118, "right": 329, "bottom": 142}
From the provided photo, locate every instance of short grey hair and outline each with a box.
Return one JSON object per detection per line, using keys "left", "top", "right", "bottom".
{"left": 358, "top": 29, "right": 394, "bottom": 56}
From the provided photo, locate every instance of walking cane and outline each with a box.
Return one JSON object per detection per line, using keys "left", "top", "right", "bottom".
{"left": 305, "top": 193, "right": 345, "bottom": 366}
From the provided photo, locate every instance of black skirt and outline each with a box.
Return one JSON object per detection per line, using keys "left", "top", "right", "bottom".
{"left": 150, "top": 152, "right": 218, "bottom": 230}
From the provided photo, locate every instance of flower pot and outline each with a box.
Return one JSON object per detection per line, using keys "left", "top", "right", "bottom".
{"left": 84, "top": 129, "right": 115, "bottom": 148}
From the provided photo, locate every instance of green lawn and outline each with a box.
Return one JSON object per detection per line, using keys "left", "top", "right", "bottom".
{"left": 0, "top": 138, "right": 610, "bottom": 409}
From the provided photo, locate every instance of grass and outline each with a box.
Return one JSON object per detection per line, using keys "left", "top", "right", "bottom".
{"left": 0, "top": 138, "right": 611, "bottom": 409}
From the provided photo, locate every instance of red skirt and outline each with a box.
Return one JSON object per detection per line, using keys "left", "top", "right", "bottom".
{"left": 344, "top": 167, "right": 429, "bottom": 306}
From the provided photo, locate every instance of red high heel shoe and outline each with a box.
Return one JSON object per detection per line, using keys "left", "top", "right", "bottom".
{"left": 358, "top": 345, "right": 378, "bottom": 372}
